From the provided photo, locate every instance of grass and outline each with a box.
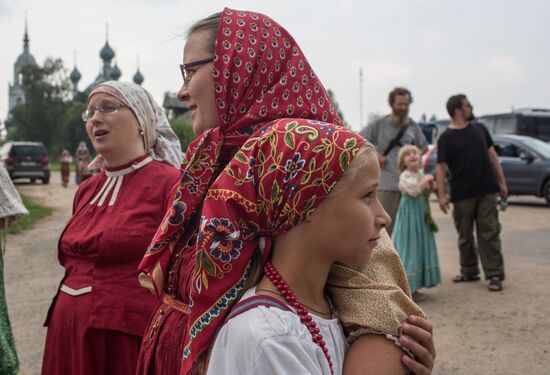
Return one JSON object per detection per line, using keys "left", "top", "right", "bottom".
{"left": 6, "top": 193, "right": 54, "bottom": 234}
{"left": 50, "top": 161, "right": 76, "bottom": 172}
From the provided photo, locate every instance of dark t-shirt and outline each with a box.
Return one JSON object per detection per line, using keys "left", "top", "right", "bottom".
{"left": 437, "top": 122, "right": 499, "bottom": 202}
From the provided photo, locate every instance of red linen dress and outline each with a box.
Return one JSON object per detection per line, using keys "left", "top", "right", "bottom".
{"left": 42, "top": 154, "right": 181, "bottom": 375}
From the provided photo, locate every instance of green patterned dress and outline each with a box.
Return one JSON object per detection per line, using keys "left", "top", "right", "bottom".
{"left": 0, "top": 245, "right": 20, "bottom": 375}
{"left": 392, "top": 170, "right": 441, "bottom": 293}
{"left": 1, "top": 163, "right": 27, "bottom": 375}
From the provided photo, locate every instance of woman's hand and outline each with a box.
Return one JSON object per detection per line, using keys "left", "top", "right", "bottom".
{"left": 399, "top": 315, "right": 435, "bottom": 374}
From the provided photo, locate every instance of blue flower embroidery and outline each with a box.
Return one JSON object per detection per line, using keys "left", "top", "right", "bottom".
{"left": 284, "top": 152, "right": 306, "bottom": 183}
{"left": 207, "top": 218, "right": 242, "bottom": 262}
{"left": 246, "top": 156, "right": 256, "bottom": 180}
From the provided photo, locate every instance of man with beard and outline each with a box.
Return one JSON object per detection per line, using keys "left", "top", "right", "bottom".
{"left": 436, "top": 94, "right": 507, "bottom": 292}
{"left": 360, "top": 87, "right": 427, "bottom": 235}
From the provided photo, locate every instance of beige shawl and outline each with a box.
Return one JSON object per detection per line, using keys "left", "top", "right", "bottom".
{"left": 327, "top": 229, "right": 426, "bottom": 337}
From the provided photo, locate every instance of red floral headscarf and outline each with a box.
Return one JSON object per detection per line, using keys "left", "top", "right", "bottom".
{"left": 138, "top": 7, "right": 342, "bottom": 297}
{"left": 181, "top": 119, "right": 364, "bottom": 373}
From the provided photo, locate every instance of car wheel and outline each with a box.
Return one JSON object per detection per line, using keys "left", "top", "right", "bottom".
{"left": 42, "top": 177, "right": 50, "bottom": 184}
{"left": 544, "top": 180, "right": 550, "bottom": 206}
{"left": 30, "top": 178, "right": 36, "bottom": 183}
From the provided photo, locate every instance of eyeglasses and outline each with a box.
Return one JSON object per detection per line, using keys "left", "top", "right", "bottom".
{"left": 180, "top": 57, "right": 215, "bottom": 87}
{"left": 81, "top": 103, "right": 127, "bottom": 122}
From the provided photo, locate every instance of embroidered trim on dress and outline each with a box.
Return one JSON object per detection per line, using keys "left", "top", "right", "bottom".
{"left": 89, "top": 156, "right": 153, "bottom": 206}
{"left": 60, "top": 284, "right": 92, "bottom": 296}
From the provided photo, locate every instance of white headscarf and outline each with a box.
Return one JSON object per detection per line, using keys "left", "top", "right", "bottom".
{"left": 88, "top": 81, "right": 182, "bottom": 169}
{"left": 0, "top": 163, "right": 28, "bottom": 220}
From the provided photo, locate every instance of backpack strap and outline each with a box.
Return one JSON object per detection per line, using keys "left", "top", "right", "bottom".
{"left": 224, "top": 295, "right": 292, "bottom": 325}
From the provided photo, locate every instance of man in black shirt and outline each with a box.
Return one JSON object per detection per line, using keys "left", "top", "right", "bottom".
{"left": 436, "top": 94, "right": 507, "bottom": 291}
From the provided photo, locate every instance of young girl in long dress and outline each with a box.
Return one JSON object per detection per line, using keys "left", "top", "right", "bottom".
{"left": 393, "top": 145, "right": 441, "bottom": 302}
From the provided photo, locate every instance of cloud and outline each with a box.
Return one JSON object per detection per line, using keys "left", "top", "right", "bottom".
{"left": 483, "top": 55, "right": 524, "bottom": 82}
{"left": 361, "top": 59, "right": 412, "bottom": 84}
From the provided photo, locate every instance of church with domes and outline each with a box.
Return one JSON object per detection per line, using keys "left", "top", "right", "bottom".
{"left": 7, "top": 21, "right": 145, "bottom": 120}
{"left": 7, "top": 21, "right": 36, "bottom": 121}
{"left": 70, "top": 28, "right": 145, "bottom": 97}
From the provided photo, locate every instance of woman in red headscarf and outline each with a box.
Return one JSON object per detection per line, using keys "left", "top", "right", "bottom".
{"left": 137, "top": 8, "right": 434, "bottom": 374}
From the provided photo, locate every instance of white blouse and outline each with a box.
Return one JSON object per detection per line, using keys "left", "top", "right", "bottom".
{"left": 398, "top": 169, "right": 424, "bottom": 197}
{"left": 207, "top": 287, "right": 347, "bottom": 375}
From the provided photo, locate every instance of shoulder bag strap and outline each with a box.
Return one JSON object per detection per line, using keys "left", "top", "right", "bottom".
{"left": 383, "top": 125, "right": 409, "bottom": 156}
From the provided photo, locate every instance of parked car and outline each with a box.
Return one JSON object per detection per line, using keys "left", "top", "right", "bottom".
{"left": 479, "top": 108, "right": 550, "bottom": 143}
{"left": 0, "top": 141, "right": 51, "bottom": 184}
{"left": 423, "top": 134, "right": 550, "bottom": 205}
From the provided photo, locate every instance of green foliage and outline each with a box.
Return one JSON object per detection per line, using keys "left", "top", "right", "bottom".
{"left": 8, "top": 58, "right": 92, "bottom": 159}
{"left": 9, "top": 58, "right": 72, "bottom": 155}
{"left": 62, "top": 99, "right": 90, "bottom": 155}
{"left": 7, "top": 193, "right": 53, "bottom": 234}
{"left": 170, "top": 116, "right": 195, "bottom": 151}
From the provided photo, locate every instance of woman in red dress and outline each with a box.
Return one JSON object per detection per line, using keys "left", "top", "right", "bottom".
{"left": 41, "top": 81, "right": 182, "bottom": 375}
{"left": 59, "top": 149, "right": 72, "bottom": 187}
{"left": 137, "top": 8, "right": 434, "bottom": 375}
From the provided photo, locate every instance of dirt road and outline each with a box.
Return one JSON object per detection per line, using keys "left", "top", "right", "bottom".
{"left": 4, "top": 172, "right": 550, "bottom": 374}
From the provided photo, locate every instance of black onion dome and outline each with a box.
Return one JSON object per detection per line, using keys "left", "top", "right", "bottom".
{"left": 100, "top": 41, "right": 115, "bottom": 61}
{"left": 133, "top": 69, "right": 144, "bottom": 85}
{"left": 70, "top": 66, "right": 81, "bottom": 83}
{"left": 110, "top": 64, "right": 121, "bottom": 80}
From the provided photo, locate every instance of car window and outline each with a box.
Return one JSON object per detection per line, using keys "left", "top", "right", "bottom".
{"left": 533, "top": 117, "right": 550, "bottom": 141}
{"left": 518, "top": 117, "right": 538, "bottom": 138}
{"left": 520, "top": 136, "right": 550, "bottom": 159}
{"left": 11, "top": 145, "right": 46, "bottom": 157}
{"left": 494, "top": 142, "right": 520, "bottom": 157}
{"left": 481, "top": 117, "right": 496, "bottom": 132}
{"left": 494, "top": 117, "right": 517, "bottom": 134}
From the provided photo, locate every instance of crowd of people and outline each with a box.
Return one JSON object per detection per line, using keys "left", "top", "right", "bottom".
{"left": 360, "top": 88, "right": 507, "bottom": 299}
{"left": 0, "top": 6, "right": 511, "bottom": 375}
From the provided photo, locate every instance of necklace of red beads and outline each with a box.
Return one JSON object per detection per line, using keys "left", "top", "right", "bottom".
{"left": 263, "top": 261, "right": 334, "bottom": 374}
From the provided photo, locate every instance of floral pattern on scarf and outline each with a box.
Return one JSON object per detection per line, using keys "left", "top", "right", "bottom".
{"left": 138, "top": 7, "right": 342, "bottom": 297}
{"left": 181, "top": 119, "right": 364, "bottom": 373}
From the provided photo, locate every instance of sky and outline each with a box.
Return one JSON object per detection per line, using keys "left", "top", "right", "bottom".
{"left": 1, "top": 0, "right": 549, "bottom": 132}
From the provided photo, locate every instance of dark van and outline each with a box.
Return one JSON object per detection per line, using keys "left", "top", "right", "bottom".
{"left": 0, "top": 141, "right": 51, "bottom": 184}
{"left": 479, "top": 108, "right": 550, "bottom": 143}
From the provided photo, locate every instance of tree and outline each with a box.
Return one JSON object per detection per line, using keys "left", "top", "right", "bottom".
{"left": 9, "top": 58, "right": 72, "bottom": 156}
{"left": 62, "top": 99, "right": 90, "bottom": 156}
{"left": 170, "top": 116, "right": 195, "bottom": 152}
{"left": 327, "top": 89, "right": 349, "bottom": 127}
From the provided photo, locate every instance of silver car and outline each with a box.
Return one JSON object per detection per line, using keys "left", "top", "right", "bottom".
{"left": 493, "top": 134, "right": 550, "bottom": 205}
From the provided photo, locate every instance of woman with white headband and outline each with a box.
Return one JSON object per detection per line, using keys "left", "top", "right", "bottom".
{"left": 41, "top": 81, "right": 182, "bottom": 375}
